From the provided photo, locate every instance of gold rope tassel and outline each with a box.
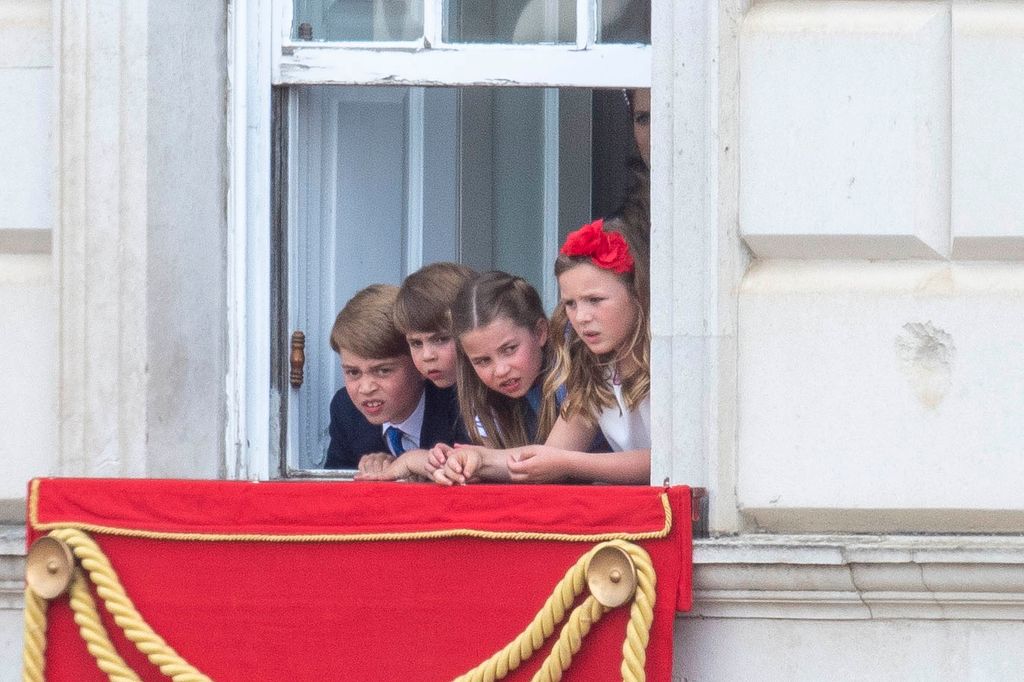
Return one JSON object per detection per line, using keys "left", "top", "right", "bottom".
{"left": 619, "top": 542, "right": 656, "bottom": 682}
{"left": 48, "top": 528, "right": 212, "bottom": 682}
{"left": 531, "top": 595, "right": 607, "bottom": 682}
{"left": 21, "top": 588, "right": 47, "bottom": 682}
{"left": 68, "top": 568, "right": 143, "bottom": 682}
{"left": 454, "top": 539, "right": 656, "bottom": 682}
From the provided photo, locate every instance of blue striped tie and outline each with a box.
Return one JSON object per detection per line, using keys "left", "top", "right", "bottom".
{"left": 385, "top": 426, "right": 406, "bottom": 456}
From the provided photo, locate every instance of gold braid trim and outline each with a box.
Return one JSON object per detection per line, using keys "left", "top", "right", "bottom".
{"left": 49, "top": 528, "right": 213, "bottom": 682}
{"left": 454, "top": 539, "right": 657, "bottom": 682}
{"left": 28, "top": 479, "right": 672, "bottom": 544}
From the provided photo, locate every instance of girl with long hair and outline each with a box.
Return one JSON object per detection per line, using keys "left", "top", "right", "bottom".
{"left": 426, "top": 272, "right": 566, "bottom": 479}
{"left": 438, "top": 217, "right": 650, "bottom": 484}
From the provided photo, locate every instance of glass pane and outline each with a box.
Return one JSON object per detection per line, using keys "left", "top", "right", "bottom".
{"left": 598, "top": 0, "right": 650, "bottom": 44}
{"left": 445, "top": 0, "right": 576, "bottom": 44}
{"left": 293, "top": 0, "right": 423, "bottom": 42}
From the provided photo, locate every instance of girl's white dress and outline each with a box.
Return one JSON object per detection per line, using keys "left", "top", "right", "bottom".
{"left": 597, "top": 381, "right": 651, "bottom": 452}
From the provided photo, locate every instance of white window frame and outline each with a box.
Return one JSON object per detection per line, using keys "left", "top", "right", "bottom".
{"left": 274, "top": 0, "right": 651, "bottom": 88}
{"left": 227, "top": 0, "right": 722, "bottom": 513}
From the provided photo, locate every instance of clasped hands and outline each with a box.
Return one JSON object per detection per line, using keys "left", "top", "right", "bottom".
{"left": 353, "top": 442, "right": 570, "bottom": 484}
{"left": 426, "top": 442, "right": 570, "bottom": 485}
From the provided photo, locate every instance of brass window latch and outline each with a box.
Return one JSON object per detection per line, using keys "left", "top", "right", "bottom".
{"left": 290, "top": 331, "right": 305, "bottom": 388}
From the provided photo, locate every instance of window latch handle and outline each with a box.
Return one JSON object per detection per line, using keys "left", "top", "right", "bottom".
{"left": 289, "top": 331, "right": 306, "bottom": 388}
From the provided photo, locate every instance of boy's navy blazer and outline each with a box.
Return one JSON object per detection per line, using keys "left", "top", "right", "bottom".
{"left": 324, "top": 381, "right": 466, "bottom": 469}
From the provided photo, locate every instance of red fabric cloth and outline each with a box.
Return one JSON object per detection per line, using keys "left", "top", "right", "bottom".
{"left": 28, "top": 478, "right": 692, "bottom": 681}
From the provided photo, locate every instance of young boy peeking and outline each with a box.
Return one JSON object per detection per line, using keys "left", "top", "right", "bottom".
{"left": 393, "top": 262, "right": 476, "bottom": 390}
{"left": 325, "top": 283, "right": 464, "bottom": 479}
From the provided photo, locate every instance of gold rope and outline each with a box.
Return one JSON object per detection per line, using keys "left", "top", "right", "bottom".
{"left": 454, "top": 539, "right": 656, "bottom": 682}
{"left": 21, "top": 587, "right": 46, "bottom": 682}
{"left": 531, "top": 596, "right": 607, "bottom": 682}
{"left": 68, "top": 568, "right": 143, "bottom": 682}
{"left": 619, "top": 542, "right": 656, "bottom": 682}
{"left": 50, "top": 528, "right": 212, "bottom": 682}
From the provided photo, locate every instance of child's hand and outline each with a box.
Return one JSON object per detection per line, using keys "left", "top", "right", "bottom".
{"left": 355, "top": 452, "right": 395, "bottom": 477}
{"left": 426, "top": 443, "right": 454, "bottom": 474}
{"left": 357, "top": 450, "right": 434, "bottom": 482}
{"left": 507, "top": 445, "right": 570, "bottom": 483}
{"left": 432, "top": 446, "right": 483, "bottom": 486}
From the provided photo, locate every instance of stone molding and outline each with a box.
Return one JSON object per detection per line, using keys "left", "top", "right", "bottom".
{"left": 0, "top": 527, "right": 25, "bottom": 611}
{"left": 689, "top": 534, "right": 1024, "bottom": 621}
{"left": 56, "top": 1, "right": 149, "bottom": 476}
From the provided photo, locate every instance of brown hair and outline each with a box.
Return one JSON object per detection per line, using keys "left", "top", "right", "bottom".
{"left": 393, "top": 262, "right": 477, "bottom": 335}
{"left": 619, "top": 88, "right": 651, "bottom": 240}
{"left": 329, "top": 284, "right": 409, "bottom": 359}
{"left": 451, "top": 271, "right": 556, "bottom": 449}
{"left": 545, "top": 217, "right": 650, "bottom": 426}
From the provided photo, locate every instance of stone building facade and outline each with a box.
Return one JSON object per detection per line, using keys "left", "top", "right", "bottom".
{"left": 1, "top": 1, "right": 1022, "bottom": 678}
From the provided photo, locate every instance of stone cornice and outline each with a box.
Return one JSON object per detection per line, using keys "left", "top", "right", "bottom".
{"left": 689, "top": 534, "right": 1024, "bottom": 620}
{"left": 0, "top": 526, "right": 25, "bottom": 611}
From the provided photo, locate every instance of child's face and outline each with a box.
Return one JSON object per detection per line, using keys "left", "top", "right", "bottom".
{"left": 459, "top": 317, "right": 548, "bottom": 399}
{"left": 340, "top": 350, "right": 423, "bottom": 425}
{"left": 405, "top": 330, "right": 457, "bottom": 388}
{"left": 558, "top": 262, "right": 638, "bottom": 358}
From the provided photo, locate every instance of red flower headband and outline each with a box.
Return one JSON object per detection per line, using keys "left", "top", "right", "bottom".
{"left": 559, "top": 218, "right": 634, "bottom": 274}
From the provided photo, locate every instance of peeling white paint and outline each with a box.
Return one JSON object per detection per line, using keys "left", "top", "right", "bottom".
{"left": 277, "top": 43, "right": 651, "bottom": 87}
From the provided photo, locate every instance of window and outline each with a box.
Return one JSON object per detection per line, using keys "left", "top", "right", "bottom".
{"left": 264, "top": 0, "right": 652, "bottom": 474}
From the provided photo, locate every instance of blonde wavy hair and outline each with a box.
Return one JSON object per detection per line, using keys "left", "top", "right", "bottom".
{"left": 544, "top": 218, "right": 650, "bottom": 427}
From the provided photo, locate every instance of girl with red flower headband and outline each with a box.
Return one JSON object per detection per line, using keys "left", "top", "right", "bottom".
{"left": 436, "top": 217, "right": 650, "bottom": 485}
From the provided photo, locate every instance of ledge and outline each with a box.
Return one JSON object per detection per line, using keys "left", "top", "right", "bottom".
{"left": 4, "top": 527, "right": 1023, "bottom": 620}
{"left": 0, "top": 526, "right": 25, "bottom": 611}
{"left": 688, "top": 534, "right": 1024, "bottom": 621}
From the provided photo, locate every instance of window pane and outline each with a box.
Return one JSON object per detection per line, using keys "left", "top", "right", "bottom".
{"left": 445, "top": 0, "right": 576, "bottom": 44}
{"left": 284, "top": 85, "right": 644, "bottom": 470}
{"left": 597, "top": 0, "right": 650, "bottom": 44}
{"left": 293, "top": 0, "right": 423, "bottom": 41}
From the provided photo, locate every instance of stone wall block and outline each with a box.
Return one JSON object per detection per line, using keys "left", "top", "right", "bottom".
{"left": 951, "top": 2, "right": 1024, "bottom": 259}
{"left": 737, "top": 261, "right": 1024, "bottom": 532}
{"left": 740, "top": 1, "right": 951, "bottom": 259}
